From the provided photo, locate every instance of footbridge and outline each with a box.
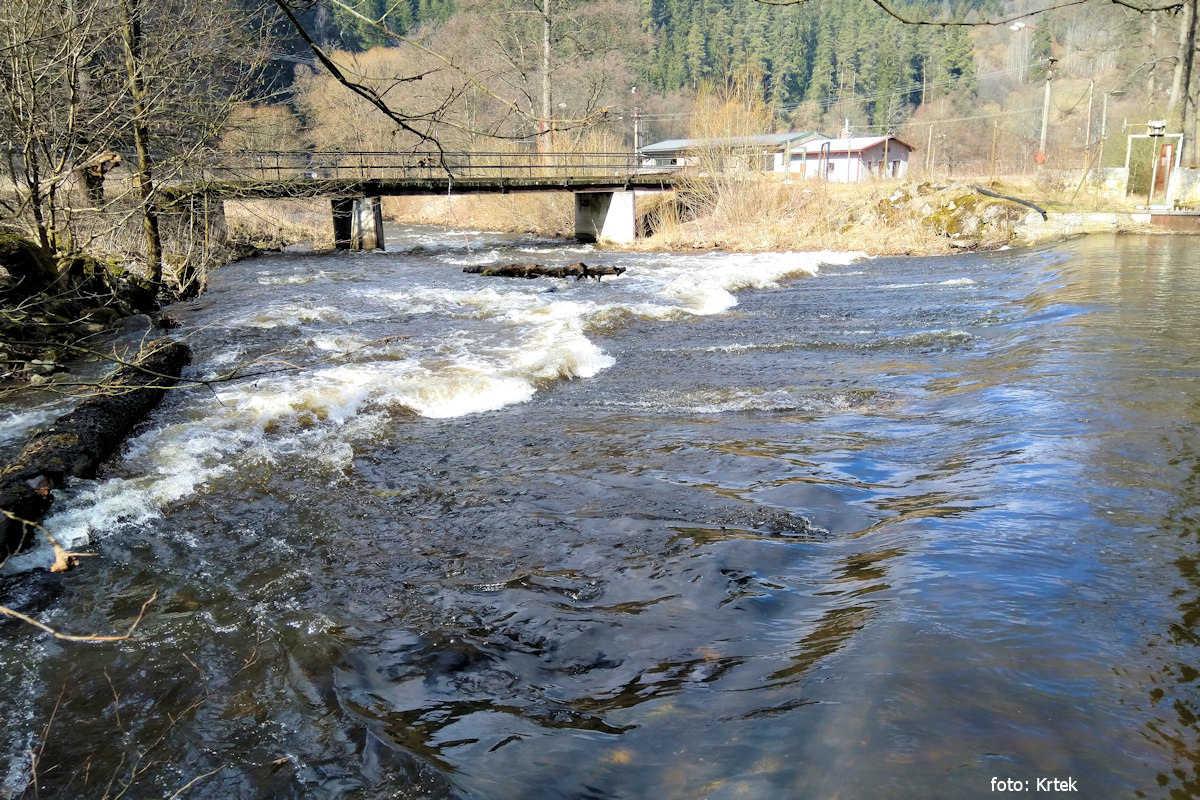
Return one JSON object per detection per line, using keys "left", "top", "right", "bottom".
{"left": 164, "top": 150, "right": 679, "bottom": 250}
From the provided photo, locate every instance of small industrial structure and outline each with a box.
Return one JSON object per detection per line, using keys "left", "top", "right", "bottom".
{"left": 788, "top": 136, "right": 915, "bottom": 181}
{"left": 639, "top": 132, "right": 826, "bottom": 171}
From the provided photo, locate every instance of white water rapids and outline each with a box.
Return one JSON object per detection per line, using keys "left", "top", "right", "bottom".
{"left": 3, "top": 230, "right": 862, "bottom": 572}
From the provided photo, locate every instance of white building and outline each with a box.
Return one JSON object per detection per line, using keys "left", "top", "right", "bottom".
{"left": 639, "top": 132, "right": 827, "bottom": 171}
{"left": 789, "top": 136, "right": 915, "bottom": 181}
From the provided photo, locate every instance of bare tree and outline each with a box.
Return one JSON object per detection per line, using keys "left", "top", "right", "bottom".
{"left": 279, "top": 0, "right": 642, "bottom": 153}
{"left": 1, "top": 0, "right": 276, "bottom": 294}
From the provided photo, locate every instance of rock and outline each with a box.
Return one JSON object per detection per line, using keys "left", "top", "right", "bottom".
{"left": 73, "top": 321, "right": 108, "bottom": 336}
{"left": 0, "top": 233, "right": 59, "bottom": 298}
{"left": 117, "top": 314, "right": 154, "bottom": 336}
{"left": 0, "top": 340, "right": 192, "bottom": 558}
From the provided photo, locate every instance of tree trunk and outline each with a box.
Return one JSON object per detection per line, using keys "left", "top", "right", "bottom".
{"left": 1179, "top": 0, "right": 1199, "bottom": 165}
{"left": 464, "top": 262, "right": 627, "bottom": 280}
{"left": 1149, "top": 11, "right": 1159, "bottom": 96}
{"left": 1167, "top": 0, "right": 1191, "bottom": 124}
{"left": 121, "top": 0, "right": 163, "bottom": 287}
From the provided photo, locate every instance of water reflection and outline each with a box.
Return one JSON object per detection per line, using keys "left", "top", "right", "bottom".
{"left": 1150, "top": 396, "right": 1200, "bottom": 797}
{"left": 1045, "top": 236, "right": 1200, "bottom": 798}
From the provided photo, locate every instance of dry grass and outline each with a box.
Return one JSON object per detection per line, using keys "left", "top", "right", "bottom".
{"left": 629, "top": 171, "right": 1156, "bottom": 255}
{"left": 383, "top": 194, "right": 574, "bottom": 237}
{"left": 981, "top": 174, "right": 1134, "bottom": 213}
{"left": 634, "top": 179, "right": 956, "bottom": 256}
{"left": 224, "top": 198, "right": 333, "bottom": 249}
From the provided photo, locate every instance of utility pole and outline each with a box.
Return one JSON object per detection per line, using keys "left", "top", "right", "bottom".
{"left": 1083, "top": 80, "right": 1094, "bottom": 173}
{"left": 1038, "top": 57, "right": 1056, "bottom": 172}
{"left": 991, "top": 119, "right": 999, "bottom": 177}
{"left": 1010, "top": 22, "right": 1056, "bottom": 173}
{"left": 631, "top": 86, "right": 640, "bottom": 155}
{"left": 926, "top": 124, "right": 933, "bottom": 174}
{"left": 1100, "top": 89, "right": 1125, "bottom": 166}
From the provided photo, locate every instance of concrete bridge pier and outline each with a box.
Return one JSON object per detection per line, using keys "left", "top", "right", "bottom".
{"left": 332, "top": 196, "right": 385, "bottom": 250}
{"left": 574, "top": 190, "right": 635, "bottom": 244}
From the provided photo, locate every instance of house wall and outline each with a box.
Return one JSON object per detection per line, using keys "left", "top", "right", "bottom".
{"left": 796, "top": 153, "right": 862, "bottom": 182}
{"left": 858, "top": 142, "right": 910, "bottom": 180}
{"left": 794, "top": 143, "right": 911, "bottom": 182}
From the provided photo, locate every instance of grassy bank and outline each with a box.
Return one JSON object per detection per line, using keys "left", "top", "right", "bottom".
{"left": 225, "top": 198, "right": 337, "bottom": 250}
{"left": 636, "top": 180, "right": 973, "bottom": 256}
{"left": 634, "top": 175, "right": 1149, "bottom": 256}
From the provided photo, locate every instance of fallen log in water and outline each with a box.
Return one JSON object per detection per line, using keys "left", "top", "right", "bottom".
{"left": 463, "top": 262, "right": 627, "bottom": 281}
{"left": 0, "top": 340, "right": 192, "bottom": 560}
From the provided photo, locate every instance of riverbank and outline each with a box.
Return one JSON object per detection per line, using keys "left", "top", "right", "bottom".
{"left": 372, "top": 177, "right": 1164, "bottom": 255}
{"left": 0, "top": 234, "right": 167, "bottom": 383}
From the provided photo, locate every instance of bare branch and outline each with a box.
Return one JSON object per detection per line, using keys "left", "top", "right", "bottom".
{"left": 271, "top": 0, "right": 443, "bottom": 158}
{"left": 0, "top": 587, "right": 157, "bottom": 642}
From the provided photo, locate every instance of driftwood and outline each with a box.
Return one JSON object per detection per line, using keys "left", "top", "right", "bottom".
{"left": 0, "top": 340, "right": 192, "bottom": 559}
{"left": 463, "top": 262, "right": 627, "bottom": 281}
{"left": 971, "top": 185, "right": 1048, "bottom": 221}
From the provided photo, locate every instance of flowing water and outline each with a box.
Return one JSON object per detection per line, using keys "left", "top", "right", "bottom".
{"left": 2, "top": 229, "right": 1199, "bottom": 799}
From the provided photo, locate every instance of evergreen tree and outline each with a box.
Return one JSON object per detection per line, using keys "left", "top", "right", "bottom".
{"left": 805, "top": 16, "right": 835, "bottom": 107}
{"left": 685, "top": 17, "right": 708, "bottom": 87}
{"left": 939, "top": 26, "right": 977, "bottom": 95}
{"left": 708, "top": 7, "right": 734, "bottom": 85}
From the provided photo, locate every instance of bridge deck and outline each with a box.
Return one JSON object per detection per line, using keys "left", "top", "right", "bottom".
{"left": 165, "top": 174, "right": 677, "bottom": 202}
{"left": 162, "top": 150, "right": 679, "bottom": 202}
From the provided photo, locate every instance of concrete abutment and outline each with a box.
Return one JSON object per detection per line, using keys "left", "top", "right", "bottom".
{"left": 574, "top": 190, "right": 636, "bottom": 245}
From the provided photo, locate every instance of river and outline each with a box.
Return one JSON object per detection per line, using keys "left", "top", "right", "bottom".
{"left": 1, "top": 229, "right": 1199, "bottom": 799}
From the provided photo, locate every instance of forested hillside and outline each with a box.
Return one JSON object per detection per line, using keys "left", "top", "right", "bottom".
{"left": 267, "top": 0, "right": 1189, "bottom": 170}
{"left": 642, "top": 0, "right": 980, "bottom": 122}
{"left": 282, "top": 0, "right": 987, "bottom": 134}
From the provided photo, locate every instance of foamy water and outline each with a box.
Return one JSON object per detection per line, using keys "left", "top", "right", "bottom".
{"left": 3, "top": 234, "right": 861, "bottom": 570}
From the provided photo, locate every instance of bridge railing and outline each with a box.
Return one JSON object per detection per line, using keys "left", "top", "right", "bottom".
{"left": 190, "top": 151, "right": 644, "bottom": 182}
